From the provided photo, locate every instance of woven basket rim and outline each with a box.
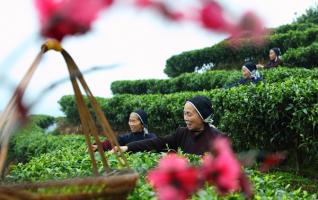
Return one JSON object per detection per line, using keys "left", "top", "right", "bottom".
{"left": 1, "top": 169, "right": 138, "bottom": 190}
{"left": 0, "top": 169, "right": 139, "bottom": 199}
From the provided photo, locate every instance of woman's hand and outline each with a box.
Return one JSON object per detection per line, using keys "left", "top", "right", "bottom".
{"left": 91, "top": 144, "right": 98, "bottom": 152}
{"left": 109, "top": 146, "right": 128, "bottom": 154}
{"left": 86, "top": 144, "right": 98, "bottom": 152}
{"left": 256, "top": 64, "right": 264, "bottom": 69}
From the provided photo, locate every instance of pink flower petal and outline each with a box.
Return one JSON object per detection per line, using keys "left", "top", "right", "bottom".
{"left": 157, "top": 186, "right": 187, "bottom": 200}
{"left": 158, "top": 154, "right": 189, "bottom": 171}
{"left": 34, "top": 0, "right": 113, "bottom": 40}
{"left": 200, "top": 1, "right": 232, "bottom": 32}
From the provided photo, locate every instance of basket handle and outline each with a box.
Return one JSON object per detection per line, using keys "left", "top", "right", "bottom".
{"left": 0, "top": 40, "right": 129, "bottom": 177}
{"left": 44, "top": 39, "right": 130, "bottom": 173}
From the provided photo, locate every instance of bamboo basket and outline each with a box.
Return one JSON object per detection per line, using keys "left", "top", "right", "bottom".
{"left": 0, "top": 40, "right": 138, "bottom": 200}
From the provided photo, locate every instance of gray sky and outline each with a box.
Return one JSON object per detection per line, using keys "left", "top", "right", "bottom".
{"left": 0, "top": 0, "right": 317, "bottom": 116}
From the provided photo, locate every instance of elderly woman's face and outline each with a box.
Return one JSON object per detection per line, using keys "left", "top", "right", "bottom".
{"left": 242, "top": 67, "right": 251, "bottom": 79}
{"left": 269, "top": 49, "right": 277, "bottom": 60}
{"left": 183, "top": 102, "right": 205, "bottom": 131}
{"left": 128, "top": 113, "right": 143, "bottom": 133}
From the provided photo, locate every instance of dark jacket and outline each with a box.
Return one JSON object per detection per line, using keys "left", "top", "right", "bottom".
{"left": 264, "top": 58, "right": 282, "bottom": 69}
{"left": 225, "top": 75, "right": 264, "bottom": 88}
{"left": 127, "top": 125, "right": 223, "bottom": 155}
{"left": 237, "top": 76, "right": 264, "bottom": 85}
{"left": 101, "top": 131, "right": 157, "bottom": 151}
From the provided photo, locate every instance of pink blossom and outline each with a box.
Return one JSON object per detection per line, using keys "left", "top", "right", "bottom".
{"left": 34, "top": 0, "right": 114, "bottom": 41}
{"left": 259, "top": 152, "right": 286, "bottom": 172}
{"left": 202, "top": 153, "right": 241, "bottom": 194}
{"left": 147, "top": 154, "right": 200, "bottom": 200}
{"left": 157, "top": 186, "right": 187, "bottom": 200}
{"left": 230, "top": 11, "right": 269, "bottom": 46}
{"left": 202, "top": 137, "right": 252, "bottom": 196}
{"left": 134, "top": 0, "right": 154, "bottom": 8}
{"left": 198, "top": 2, "right": 267, "bottom": 46}
{"left": 239, "top": 173, "right": 253, "bottom": 199}
{"left": 200, "top": 1, "right": 233, "bottom": 32}
{"left": 135, "top": 0, "right": 184, "bottom": 21}
{"left": 237, "top": 12, "right": 266, "bottom": 36}
{"left": 153, "top": 3, "right": 184, "bottom": 21}
{"left": 157, "top": 153, "right": 189, "bottom": 171}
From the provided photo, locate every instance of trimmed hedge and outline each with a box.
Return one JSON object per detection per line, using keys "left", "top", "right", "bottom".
{"left": 111, "top": 70, "right": 241, "bottom": 95}
{"left": 29, "top": 114, "right": 55, "bottom": 129}
{"left": 273, "top": 23, "right": 318, "bottom": 34}
{"left": 270, "top": 27, "right": 318, "bottom": 53}
{"left": 164, "top": 38, "right": 265, "bottom": 77}
{"left": 59, "top": 78, "right": 318, "bottom": 166}
{"left": 283, "top": 42, "right": 318, "bottom": 68}
{"left": 6, "top": 149, "right": 318, "bottom": 199}
{"left": 163, "top": 7, "right": 318, "bottom": 77}
{"left": 164, "top": 25, "right": 318, "bottom": 77}
{"left": 111, "top": 67, "right": 318, "bottom": 95}
{"left": 9, "top": 115, "right": 85, "bottom": 163}
{"left": 296, "top": 5, "right": 318, "bottom": 24}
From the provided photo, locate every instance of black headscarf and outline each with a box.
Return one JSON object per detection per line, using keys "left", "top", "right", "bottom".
{"left": 271, "top": 47, "right": 281, "bottom": 57}
{"left": 243, "top": 62, "right": 257, "bottom": 72}
{"left": 132, "top": 109, "right": 148, "bottom": 133}
{"left": 242, "top": 62, "right": 260, "bottom": 79}
{"left": 186, "top": 95, "right": 214, "bottom": 126}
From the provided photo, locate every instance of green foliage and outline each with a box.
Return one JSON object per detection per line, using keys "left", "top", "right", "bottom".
{"left": 29, "top": 114, "right": 55, "bottom": 129}
{"left": 58, "top": 96, "right": 81, "bottom": 125}
{"left": 9, "top": 117, "right": 85, "bottom": 163}
{"left": 269, "top": 27, "right": 318, "bottom": 55}
{"left": 6, "top": 146, "right": 318, "bottom": 199}
{"left": 283, "top": 42, "right": 318, "bottom": 68}
{"left": 111, "top": 67, "right": 318, "bottom": 95}
{"left": 165, "top": 27, "right": 318, "bottom": 77}
{"left": 273, "top": 23, "right": 318, "bottom": 34}
{"left": 296, "top": 5, "right": 318, "bottom": 24}
{"left": 164, "top": 39, "right": 265, "bottom": 77}
{"left": 112, "top": 69, "right": 241, "bottom": 95}
{"left": 164, "top": 20, "right": 318, "bottom": 77}
{"left": 59, "top": 78, "right": 318, "bottom": 166}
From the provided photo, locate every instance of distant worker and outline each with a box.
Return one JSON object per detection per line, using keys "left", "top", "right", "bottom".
{"left": 92, "top": 109, "right": 157, "bottom": 151}
{"left": 257, "top": 47, "right": 282, "bottom": 69}
{"left": 225, "top": 62, "right": 264, "bottom": 88}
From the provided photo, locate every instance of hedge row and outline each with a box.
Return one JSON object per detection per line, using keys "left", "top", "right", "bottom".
{"left": 164, "top": 38, "right": 264, "bottom": 77}
{"left": 59, "top": 78, "right": 318, "bottom": 166}
{"left": 296, "top": 5, "right": 318, "bottom": 24}
{"left": 111, "top": 67, "right": 318, "bottom": 95}
{"left": 271, "top": 27, "right": 318, "bottom": 53}
{"left": 283, "top": 42, "right": 318, "bottom": 68}
{"left": 273, "top": 23, "right": 318, "bottom": 34}
{"left": 111, "top": 69, "right": 241, "bottom": 95}
{"left": 9, "top": 115, "right": 85, "bottom": 163}
{"left": 29, "top": 114, "right": 55, "bottom": 129}
{"left": 164, "top": 24, "right": 318, "bottom": 77}
{"left": 163, "top": 8, "right": 318, "bottom": 77}
{"left": 6, "top": 149, "right": 318, "bottom": 199}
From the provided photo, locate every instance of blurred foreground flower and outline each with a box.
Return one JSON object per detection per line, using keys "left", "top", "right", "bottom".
{"left": 35, "top": 0, "right": 113, "bottom": 41}
{"left": 134, "top": 0, "right": 268, "bottom": 45}
{"left": 202, "top": 137, "right": 253, "bottom": 198}
{"left": 147, "top": 154, "right": 200, "bottom": 200}
{"left": 257, "top": 151, "right": 287, "bottom": 172}
{"left": 147, "top": 137, "right": 254, "bottom": 200}
{"left": 200, "top": 1, "right": 232, "bottom": 32}
{"left": 200, "top": 1, "right": 268, "bottom": 45}
{"left": 202, "top": 138, "right": 242, "bottom": 195}
{"left": 34, "top": 0, "right": 267, "bottom": 45}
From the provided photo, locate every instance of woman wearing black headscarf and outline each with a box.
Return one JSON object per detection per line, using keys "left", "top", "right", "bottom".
{"left": 110, "top": 96, "right": 224, "bottom": 155}
{"left": 225, "top": 62, "right": 264, "bottom": 88}
{"left": 92, "top": 109, "right": 157, "bottom": 151}
{"left": 257, "top": 47, "right": 282, "bottom": 69}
